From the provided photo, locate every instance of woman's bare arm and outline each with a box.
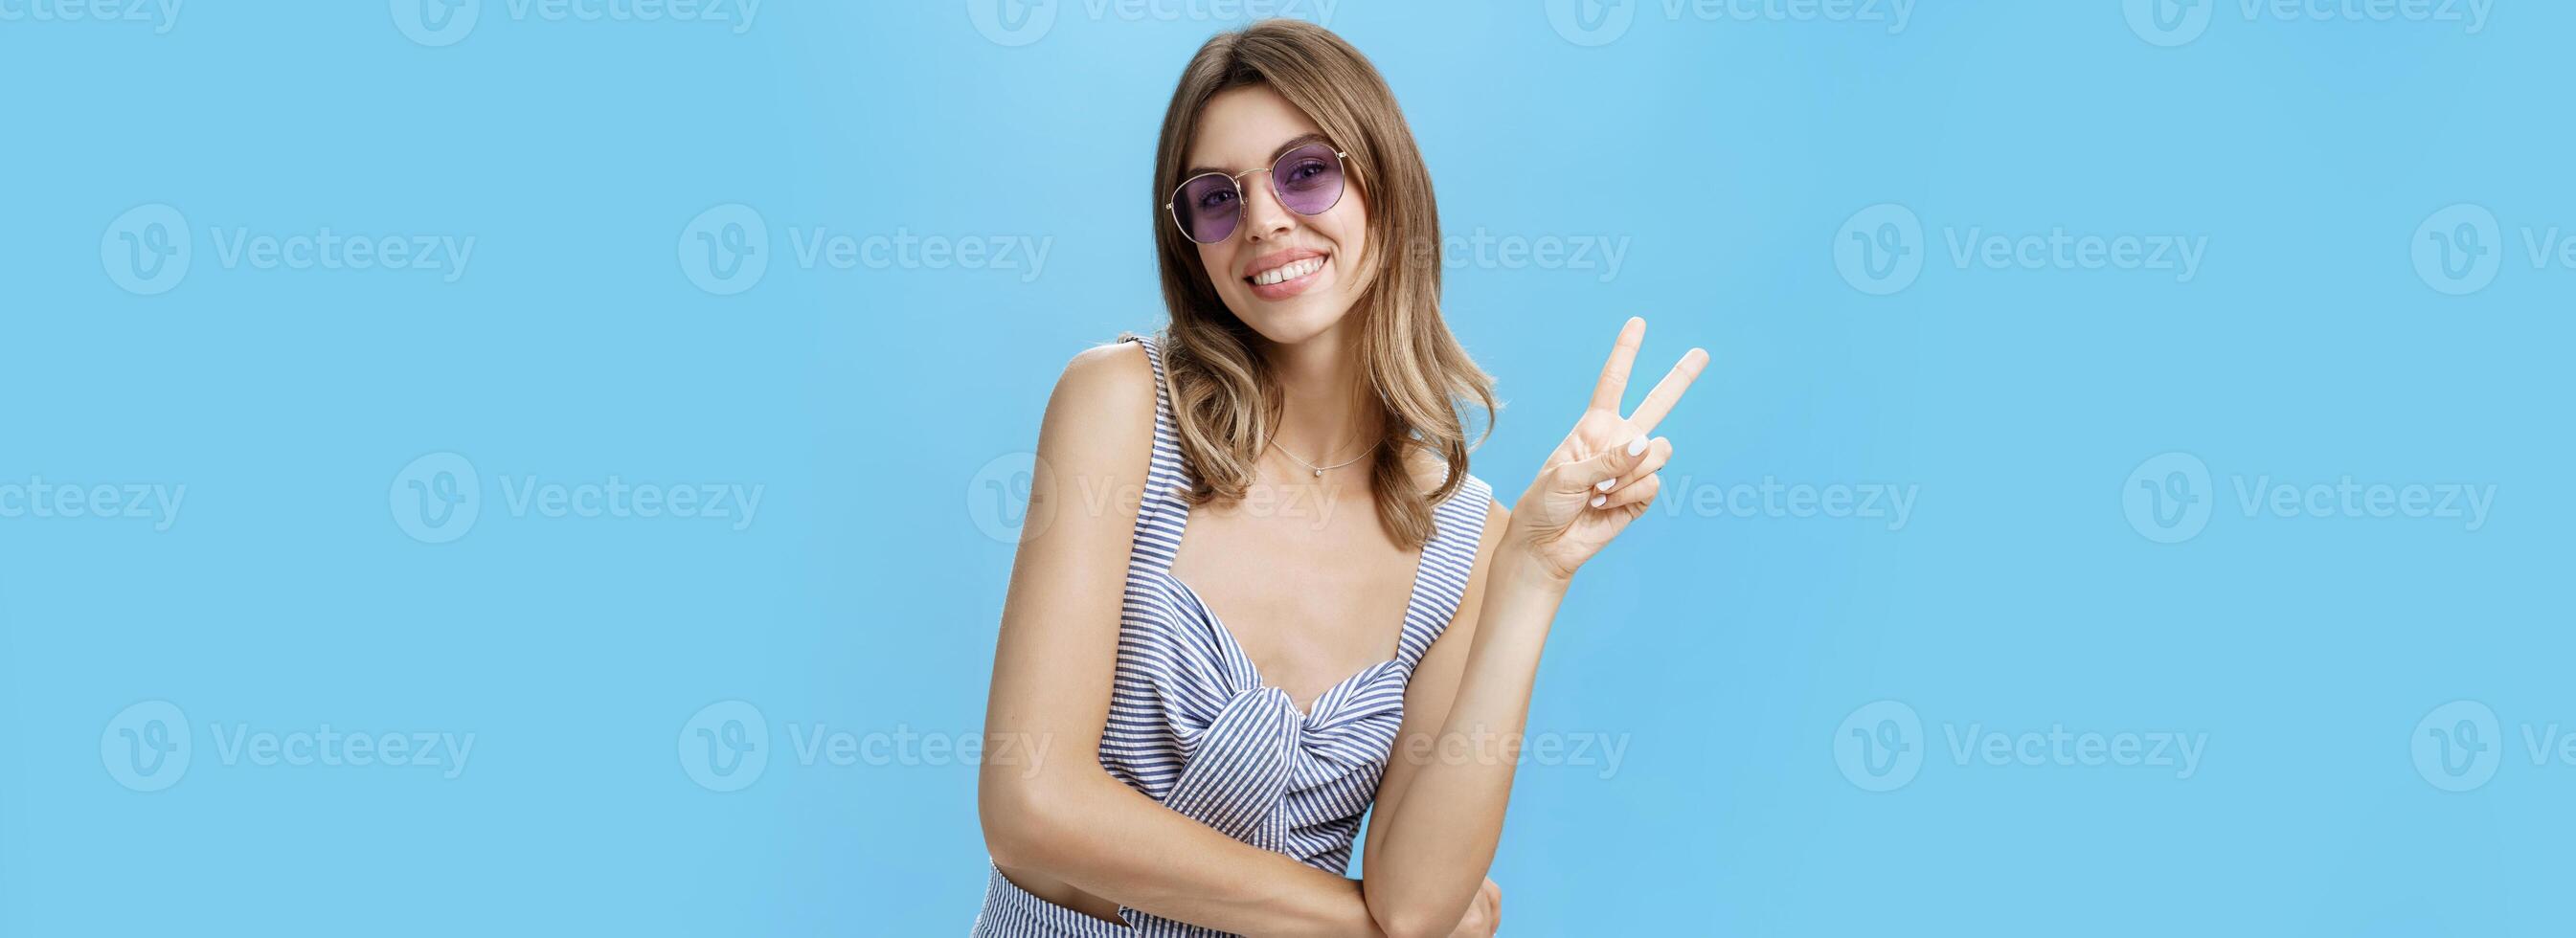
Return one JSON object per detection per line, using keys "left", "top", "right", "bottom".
{"left": 976, "top": 342, "right": 1384, "bottom": 937}
{"left": 1359, "top": 318, "right": 1706, "bottom": 937}
{"left": 1360, "top": 538, "right": 1570, "bottom": 938}
{"left": 1355, "top": 500, "right": 1514, "bottom": 938}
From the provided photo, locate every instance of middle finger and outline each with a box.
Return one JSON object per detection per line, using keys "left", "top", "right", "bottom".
{"left": 1625, "top": 347, "right": 1709, "bottom": 434}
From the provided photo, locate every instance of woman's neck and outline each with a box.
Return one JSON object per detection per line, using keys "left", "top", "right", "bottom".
{"left": 1262, "top": 326, "right": 1377, "bottom": 467}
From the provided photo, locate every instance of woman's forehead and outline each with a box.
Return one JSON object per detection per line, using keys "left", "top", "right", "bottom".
{"left": 1186, "top": 85, "right": 1324, "bottom": 169}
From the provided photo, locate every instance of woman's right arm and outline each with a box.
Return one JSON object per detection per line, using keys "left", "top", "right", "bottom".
{"left": 976, "top": 342, "right": 1390, "bottom": 937}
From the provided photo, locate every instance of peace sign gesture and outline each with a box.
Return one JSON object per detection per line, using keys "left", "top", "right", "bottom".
{"left": 1507, "top": 317, "right": 1707, "bottom": 583}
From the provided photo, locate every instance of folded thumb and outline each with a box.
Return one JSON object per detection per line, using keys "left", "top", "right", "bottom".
{"left": 1556, "top": 436, "right": 1650, "bottom": 494}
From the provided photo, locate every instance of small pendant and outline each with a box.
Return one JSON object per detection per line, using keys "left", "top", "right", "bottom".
{"left": 1312, "top": 468, "right": 1324, "bottom": 478}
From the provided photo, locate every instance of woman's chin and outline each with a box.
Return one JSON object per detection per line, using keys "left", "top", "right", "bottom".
{"left": 1229, "top": 293, "right": 1354, "bottom": 347}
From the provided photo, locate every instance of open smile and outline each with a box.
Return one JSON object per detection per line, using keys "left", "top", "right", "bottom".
{"left": 1243, "top": 250, "right": 1329, "bottom": 300}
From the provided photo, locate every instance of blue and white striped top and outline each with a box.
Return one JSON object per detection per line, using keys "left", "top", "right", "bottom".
{"left": 975, "top": 335, "right": 1494, "bottom": 937}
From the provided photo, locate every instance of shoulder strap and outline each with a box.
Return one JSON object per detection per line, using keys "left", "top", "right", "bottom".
{"left": 1120, "top": 335, "right": 1194, "bottom": 573}
{"left": 1394, "top": 469, "right": 1496, "bottom": 668}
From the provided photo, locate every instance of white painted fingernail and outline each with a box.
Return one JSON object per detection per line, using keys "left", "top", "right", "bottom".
{"left": 1625, "top": 436, "right": 1648, "bottom": 457}
{"left": 1595, "top": 478, "right": 1616, "bottom": 492}
{"left": 1591, "top": 494, "right": 1607, "bottom": 508}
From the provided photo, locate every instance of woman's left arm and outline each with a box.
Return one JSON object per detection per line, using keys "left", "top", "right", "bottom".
{"left": 1360, "top": 317, "right": 1706, "bottom": 938}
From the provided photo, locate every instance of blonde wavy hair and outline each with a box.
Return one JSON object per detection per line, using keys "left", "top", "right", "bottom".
{"left": 1146, "top": 19, "right": 1495, "bottom": 550}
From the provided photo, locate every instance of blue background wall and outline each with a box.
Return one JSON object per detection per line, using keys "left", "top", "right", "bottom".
{"left": 4, "top": 1, "right": 2567, "bottom": 934}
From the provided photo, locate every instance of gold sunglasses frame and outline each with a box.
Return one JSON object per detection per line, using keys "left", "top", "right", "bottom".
{"left": 1163, "top": 146, "right": 1350, "bottom": 244}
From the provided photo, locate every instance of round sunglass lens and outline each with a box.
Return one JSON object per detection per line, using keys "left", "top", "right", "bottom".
{"left": 1272, "top": 144, "right": 1344, "bottom": 215}
{"left": 1178, "top": 173, "right": 1240, "bottom": 243}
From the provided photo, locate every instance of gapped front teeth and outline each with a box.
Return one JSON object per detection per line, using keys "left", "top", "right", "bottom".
{"left": 1254, "top": 257, "right": 1322, "bottom": 285}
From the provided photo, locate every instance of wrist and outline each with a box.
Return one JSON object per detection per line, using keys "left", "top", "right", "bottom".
{"left": 1490, "top": 535, "right": 1573, "bottom": 595}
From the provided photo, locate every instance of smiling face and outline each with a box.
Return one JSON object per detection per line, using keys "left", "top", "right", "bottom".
{"left": 1180, "top": 84, "right": 1371, "bottom": 347}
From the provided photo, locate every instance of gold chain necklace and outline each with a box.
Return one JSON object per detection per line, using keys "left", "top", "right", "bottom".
{"left": 1268, "top": 435, "right": 1373, "bottom": 478}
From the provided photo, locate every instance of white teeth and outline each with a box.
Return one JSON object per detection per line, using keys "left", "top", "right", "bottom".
{"left": 1252, "top": 256, "right": 1322, "bottom": 286}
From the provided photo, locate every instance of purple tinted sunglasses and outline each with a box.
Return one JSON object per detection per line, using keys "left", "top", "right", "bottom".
{"left": 1164, "top": 141, "right": 1349, "bottom": 244}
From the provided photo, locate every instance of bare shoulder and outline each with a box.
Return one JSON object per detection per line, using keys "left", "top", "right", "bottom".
{"left": 1051, "top": 340, "right": 1154, "bottom": 414}
{"left": 1029, "top": 340, "right": 1156, "bottom": 495}
{"left": 1041, "top": 341, "right": 1157, "bottom": 445}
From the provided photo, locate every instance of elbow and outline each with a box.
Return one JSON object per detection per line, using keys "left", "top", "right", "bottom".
{"left": 1370, "top": 908, "right": 1452, "bottom": 938}
{"left": 1366, "top": 889, "right": 1461, "bottom": 938}
{"left": 978, "top": 766, "right": 1081, "bottom": 873}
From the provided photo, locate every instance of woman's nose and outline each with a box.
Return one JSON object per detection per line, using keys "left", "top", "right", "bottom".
{"left": 1236, "top": 172, "right": 1295, "bottom": 242}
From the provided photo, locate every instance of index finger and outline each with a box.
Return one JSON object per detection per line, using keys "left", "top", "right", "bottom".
{"left": 1626, "top": 346, "right": 1708, "bottom": 434}
{"left": 1589, "top": 316, "right": 1646, "bottom": 413}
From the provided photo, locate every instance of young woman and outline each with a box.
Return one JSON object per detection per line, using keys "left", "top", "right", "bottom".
{"left": 974, "top": 19, "right": 1705, "bottom": 937}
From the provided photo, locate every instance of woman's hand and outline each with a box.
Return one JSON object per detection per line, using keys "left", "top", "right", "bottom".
{"left": 1508, "top": 317, "right": 1707, "bottom": 583}
{"left": 1443, "top": 879, "right": 1502, "bottom": 937}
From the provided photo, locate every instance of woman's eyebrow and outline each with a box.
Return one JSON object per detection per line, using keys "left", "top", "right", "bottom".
{"left": 1182, "top": 132, "right": 1332, "bottom": 178}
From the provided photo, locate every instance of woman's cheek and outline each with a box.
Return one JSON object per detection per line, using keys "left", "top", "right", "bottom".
{"left": 1197, "top": 245, "right": 1232, "bottom": 288}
